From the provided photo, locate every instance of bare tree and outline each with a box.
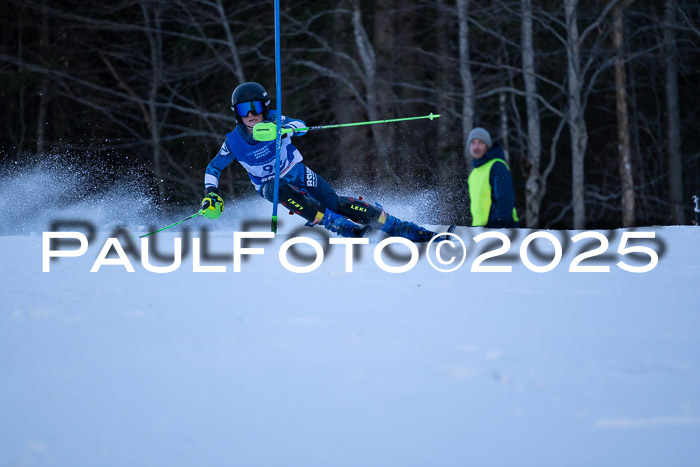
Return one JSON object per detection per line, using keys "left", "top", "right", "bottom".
{"left": 499, "top": 89, "right": 510, "bottom": 164}
{"left": 351, "top": 0, "right": 399, "bottom": 183}
{"left": 214, "top": 0, "right": 246, "bottom": 83}
{"left": 612, "top": 0, "right": 636, "bottom": 227}
{"left": 521, "top": 0, "right": 543, "bottom": 228}
{"left": 435, "top": 0, "right": 452, "bottom": 156}
{"left": 664, "top": 0, "right": 685, "bottom": 224}
{"left": 141, "top": 1, "right": 167, "bottom": 200}
{"left": 327, "top": 1, "right": 369, "bottom": 182}
{"left": 35, "top": 0, "right": 49, "bottom": 154}
{"left": 564, "top": 0, "right": 588, "bottom": 229}
{"left": 456, "top": 0, "right": 475, "bottom": 167}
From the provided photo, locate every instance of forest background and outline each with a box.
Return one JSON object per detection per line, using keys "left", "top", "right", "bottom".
{"left": 1, "top": 0, "right": 699, "bottom": 229}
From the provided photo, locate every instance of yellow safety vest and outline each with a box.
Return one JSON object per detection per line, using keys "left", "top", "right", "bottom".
{"left": 468, "top": 158, "right": 519, "bottom": 226}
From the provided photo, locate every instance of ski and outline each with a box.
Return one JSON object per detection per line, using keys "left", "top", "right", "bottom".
{"left": 432, "top": 224, "right": 457, "bottom": 243}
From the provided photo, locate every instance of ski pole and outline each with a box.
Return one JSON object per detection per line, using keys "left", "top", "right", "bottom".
{"left": 253, "top": 113, "right": 441, "bottom": 142}
{"left": 138, "top": 211, "right": 203, "bottom": 238}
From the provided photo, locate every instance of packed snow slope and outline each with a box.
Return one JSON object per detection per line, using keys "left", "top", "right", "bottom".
{"left": 1, "top": 160, "right": 699, "bottom": 467}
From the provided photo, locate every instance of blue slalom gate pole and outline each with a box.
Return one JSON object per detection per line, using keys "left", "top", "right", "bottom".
{"left": 271, "top": 0, "right": 282, "bottom": 233}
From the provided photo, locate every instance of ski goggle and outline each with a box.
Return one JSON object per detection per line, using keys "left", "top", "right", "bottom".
{"left": 234, "top": 100, "right": 264, "bottom": 117}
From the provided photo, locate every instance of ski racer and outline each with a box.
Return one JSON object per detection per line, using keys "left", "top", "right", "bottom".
{"left": 200, "top": 81, "right": 452, "bottom": 240}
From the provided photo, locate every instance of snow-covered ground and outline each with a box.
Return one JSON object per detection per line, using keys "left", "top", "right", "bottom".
{"left": 1, "top": 162, "right": 700, "bottom": 466}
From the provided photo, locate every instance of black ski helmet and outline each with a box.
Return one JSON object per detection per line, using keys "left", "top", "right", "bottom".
{"left": 231, "top": 82, "right": 270, "bottom": 124}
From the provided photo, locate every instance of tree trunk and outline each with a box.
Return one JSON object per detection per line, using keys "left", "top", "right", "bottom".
{"left": 35, "top": 0, "right": 49, "bottom": 153}
{"left": 333, "top": 0, "right": 367, "bottom": 183}
{"left": 433, "top": 0, "right": 464, "bottom": 223}
{"left": 664, "top": 0, "right": 684, "bottom": 224}
{"left": 521, "top": 0, "right": 543, "bottom": 228}
{"left": 374, "top": 0, "right": 398, "bottom": 171}
{"left": 612, "top": 2, "right": 635, "bottom": 227}
{"left": 626, "top": 52, "right": 647, "bottom": 223}
{"left": 215, "top": 0, "right": 245, "bottom": 83}
{"left": 435, "top": 0, "right": 451, "bottom": 155}
{"left": 456, "top": 0, "right": 474, "bottom": 168}
{"left": 565, "top": 0, "right": 587, "bottom": 229}
{"left": 499, "top": 90, "right": 510, "bottom": 164}
{"left": 351, "top": 0, "right": 399, "bottom": 184}
{"left": 16, "top": 11, "right": 27, "bottom": 154}
{"left": 143, "top": 2, "right": 166, "bottom": 201}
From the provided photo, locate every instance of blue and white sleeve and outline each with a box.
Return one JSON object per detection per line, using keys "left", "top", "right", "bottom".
{"left": 204, "top": 140, "right": 236, "bottom": 193}
{"left": 281, "top": 114, "right": 307, "bottom": 137}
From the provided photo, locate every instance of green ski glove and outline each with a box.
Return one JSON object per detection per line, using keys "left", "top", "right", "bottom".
{"left": 200, "top": 192, "right": 224, "bottom": 219}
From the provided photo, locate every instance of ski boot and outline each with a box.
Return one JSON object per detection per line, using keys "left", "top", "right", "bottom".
{"left": 381, "top": 215, "right": 457, "bottom": 243}
{"left": 320, "top": 208, "right": 371, "bottom": 238}
{"left": 380, "top": 214, "right": 436, "bottom": 242}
